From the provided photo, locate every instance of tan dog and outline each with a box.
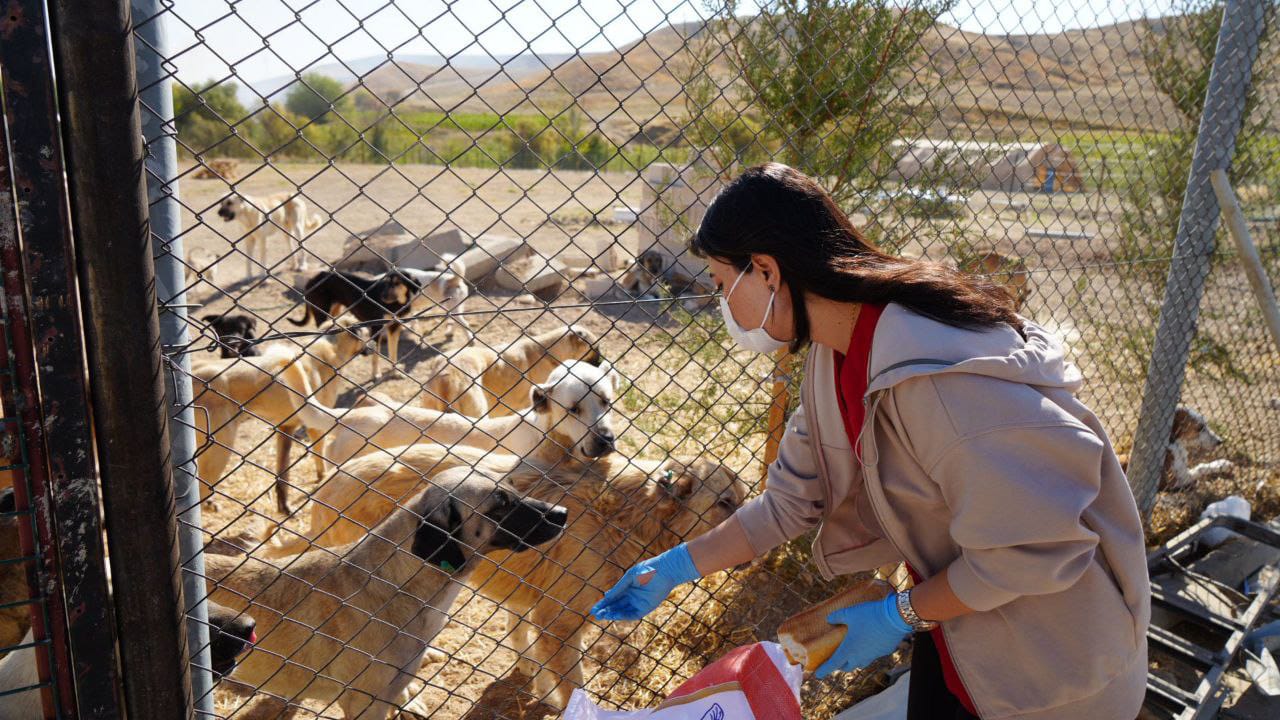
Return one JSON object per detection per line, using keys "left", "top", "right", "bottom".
{"left": 298, "top": 359, "right": 621, "bottom": 466}
{"left": 957, "top": 249, "right": 1031, "bottom": 311}
{"left": 396, "top": 267, "right": 475, "bottom": 346}
{"left": 471, "top": 454, "right": 747, "bottom": 708}
{"left": 421, "top": 324, "right": 601, "bottom": 417}
{"left": 217, "top": 192, "right": 320, "bottom": 276}
{"left": 190, "top": 326, "right": 367, "bottom": 508}
{"left": 206, "top": 469, "right": 567, "bottom": 719}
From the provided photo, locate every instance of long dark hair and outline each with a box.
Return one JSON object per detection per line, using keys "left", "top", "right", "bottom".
{"left": 690, "top": 163, "right": 1022, "bottom": 352}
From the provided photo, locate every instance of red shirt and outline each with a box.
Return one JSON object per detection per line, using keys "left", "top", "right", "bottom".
{"left": 832, "top": 304, "right": 978, "bottom": 715}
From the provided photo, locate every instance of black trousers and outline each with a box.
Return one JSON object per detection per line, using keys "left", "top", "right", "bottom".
{"left": 907, "top": 631, "right": 980, "bottom": 720}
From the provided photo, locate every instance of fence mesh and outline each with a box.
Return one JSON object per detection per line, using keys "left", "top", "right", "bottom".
{"left": 126, "top": 0, "right": 1280, "bottom": 717}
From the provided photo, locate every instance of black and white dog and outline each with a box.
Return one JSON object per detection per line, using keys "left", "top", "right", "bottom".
{"left": 202, "top": 313, "right": 260, "bottom": 358}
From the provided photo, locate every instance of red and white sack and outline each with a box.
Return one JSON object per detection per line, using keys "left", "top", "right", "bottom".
{"left": 563, "top": 641, "right": 803, "bottom": 720}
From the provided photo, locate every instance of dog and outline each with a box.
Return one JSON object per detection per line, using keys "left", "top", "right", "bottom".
{"left": 205, "top": 468, "right": 567, "bottom": 719}
{"left": 1119, "top": 405, "right": 1235, "bottom": 492}
{"left": 190, "top": 325, "right": 368, "bottom": 508}
{"left": 298, "top": 359, "right": 621, "bottom": 468}
{"left": 0, "top": 600, "right": 255, "bottom": 720}
{"left": 393, "top": 266, "right": 474, "bottom": 346}
{"left": 201, "top": 312, "right": 260, "bottom": 358}
{"left": 288, "top": 269, "right": 427, "bottom": 377}
{"left": 957, "top": 249, "right": 1031, "bottom": 311}
{"left": 469, "top": 454, "right": 746, "bottom": 708}
{"left": 216, "top": 192, "right": 320, "bottom": 275}
{"left": 421, "top": 324, "right": 602, "bottom": 417}
{"left": 205, "top": 602, "right": 257, "bottom": 678}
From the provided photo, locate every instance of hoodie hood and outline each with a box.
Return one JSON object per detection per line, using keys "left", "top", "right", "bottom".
{"left": 865, "top": 303, "right": 1083, "bottom": 395}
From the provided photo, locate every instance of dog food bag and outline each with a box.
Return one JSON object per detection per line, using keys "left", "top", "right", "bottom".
{"left": 562, "top": 642, "right": 802, "bottom": 720}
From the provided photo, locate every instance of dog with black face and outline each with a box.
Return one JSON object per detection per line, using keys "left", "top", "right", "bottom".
{"left": 201, "top": 312, "right": 260, "bottom": 358}
{"left": 205, "top": 602, "right": 256, "bottom": 678}
{"left": 204, "top": 469, "right": 566, "bottom": 719}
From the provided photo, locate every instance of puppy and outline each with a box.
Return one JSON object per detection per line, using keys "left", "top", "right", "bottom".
{"left": 216, "top": 192, "right": 317, "bottom": 275}
{"left": 421, "top": 324, "right": 601, "bottom": 417}
{"left": 957, "top": 249, "right": 1031, "bottom": 311}
{"left": 205, "top": 469, "right": 567, "bottom": 719}
{"left": 1119, "top": 405, "right": 1235, "bottom": 491}
{"left": 201, "top": 312, "right": 260, "bottom": 358}
{"left": 297, "top": 359, "right": 621, "bottom": 467}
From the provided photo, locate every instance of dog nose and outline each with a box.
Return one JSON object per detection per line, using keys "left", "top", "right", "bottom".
{"left": 586, "top": 429, "right": 616, "bottom": 458}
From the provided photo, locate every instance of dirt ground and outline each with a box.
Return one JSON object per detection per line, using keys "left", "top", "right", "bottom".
{"left": 181, "top": 162, "right": 1278, "bottom": 718}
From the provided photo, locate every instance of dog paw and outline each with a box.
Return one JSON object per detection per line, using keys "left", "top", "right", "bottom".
{"left": 422, "top": 648, "right": 448, "bottom": 665}
{"left": 1203, "top": 459, "right": 1235, "bottom": 477}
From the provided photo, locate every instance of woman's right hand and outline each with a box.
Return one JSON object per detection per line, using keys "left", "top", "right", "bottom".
{"left": 591, "top": 543, "right": 701, "bottom": 621}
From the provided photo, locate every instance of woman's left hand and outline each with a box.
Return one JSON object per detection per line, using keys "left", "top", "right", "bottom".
{"left": 815, "top": 593, "right": 912, "bottom": 679}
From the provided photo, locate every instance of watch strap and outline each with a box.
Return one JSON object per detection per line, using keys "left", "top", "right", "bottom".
{"left": 896, "top": 588, "right": 939, "bottom": 632}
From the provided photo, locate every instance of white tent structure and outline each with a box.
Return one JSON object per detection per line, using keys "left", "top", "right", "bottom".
{"left": 887, "top": 139, "right": 1084, "bottom": 193}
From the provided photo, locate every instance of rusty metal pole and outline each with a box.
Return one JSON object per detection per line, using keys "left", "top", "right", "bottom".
{"left": 47, "top": 0, "right": 193, "bottom": 716}
{"left": 762, "top": 349, "right": 796, "bottom": 487}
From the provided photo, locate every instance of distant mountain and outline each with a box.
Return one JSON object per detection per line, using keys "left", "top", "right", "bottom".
{"left": 234, "top": 52, "right": 573, "bottom": 106}
{"left": 228, "top": 16, "right": 1276, "bottom": 137}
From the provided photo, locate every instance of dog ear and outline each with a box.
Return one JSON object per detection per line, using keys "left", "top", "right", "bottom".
{"left": 245, "top": 318, "right": 258, "bottom": 336}
{"left": 530, "top": 384, "right": 549, "bottom": 412}
{"left": 201, "top": 314, "right": 220, "bottom": 325}
{"left": 411, "top": 497, "right": 468, "bottom": 572}
{"left": 657, "top": 463, "right": 695, "bottom": 499}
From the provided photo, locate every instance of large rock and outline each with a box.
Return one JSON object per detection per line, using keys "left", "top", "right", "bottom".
{"left": 338, "top": 223, "right": 471, "bottom": 273}
{"left": 455, "top": 234, "right": 534, "bottom": 284}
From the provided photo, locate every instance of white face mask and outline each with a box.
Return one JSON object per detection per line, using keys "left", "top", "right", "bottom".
{"left": 719, "top": 267, "right": 787, "bottom": 353}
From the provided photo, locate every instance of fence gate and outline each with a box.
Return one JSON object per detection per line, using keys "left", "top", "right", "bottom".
{"left": 3, "top": 0, "right": 1280, "bottom": 717}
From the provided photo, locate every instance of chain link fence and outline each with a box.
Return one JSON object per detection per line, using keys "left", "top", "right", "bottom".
{"left": 43, "top": 0, "right": 1280, "bottom": 716}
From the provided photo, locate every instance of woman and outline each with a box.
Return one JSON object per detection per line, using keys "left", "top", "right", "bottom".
{"left": 592, "top": 164, "right": 1150, "bottom": 719}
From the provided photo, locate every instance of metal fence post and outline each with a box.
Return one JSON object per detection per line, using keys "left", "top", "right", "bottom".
{"left": 48, "top": 0, "right": 194, "bottom": 716}
{"left": 131, "top": 2, "right": 215, "bottom": 714}
{"left": 1126, "top": 0, "right": 1267, "bottom": 518}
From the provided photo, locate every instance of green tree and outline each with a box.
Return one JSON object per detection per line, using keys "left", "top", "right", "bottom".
{"left": 680, "top": 0, "right": 954, "bottom": 205}
{"left": 285, "top": 73, "right": 351, "bottom": 124}
{"left": 172, "top": 80, "right": 249, "bottom": 155}
{"left": 1112, "top": 0, "right": 1279, "bottom": 380}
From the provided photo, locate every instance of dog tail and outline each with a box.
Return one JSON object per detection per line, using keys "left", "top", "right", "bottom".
{"left": 286, "top": 303, "right": 316, "bottom": 327}
{"left": 304, "top": 213, "right": 322, "bottom": 235}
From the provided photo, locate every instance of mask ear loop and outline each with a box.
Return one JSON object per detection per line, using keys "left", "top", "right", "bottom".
{"left": 758, "top": 289, "right": 777, "bottom": 331}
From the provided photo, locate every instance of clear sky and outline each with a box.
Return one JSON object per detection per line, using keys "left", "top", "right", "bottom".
{"left": 161, "top": 0, "right": 1177, "bottom": 86}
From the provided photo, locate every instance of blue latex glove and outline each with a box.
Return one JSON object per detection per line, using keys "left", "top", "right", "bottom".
{"left": 591, "top": 544, "right": 701, "bottom": 621}
{"left": 814, "top": 593, "right": 912, "bottom": 679}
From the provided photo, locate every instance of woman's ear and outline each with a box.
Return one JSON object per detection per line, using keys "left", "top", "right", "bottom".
{"left": 751, "top": 253, "right": 781, "bottom": 290}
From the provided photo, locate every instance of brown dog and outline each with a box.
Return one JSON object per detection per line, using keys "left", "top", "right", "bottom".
{"left": 470, "top": 454, "right": 746, "bottom": 708}
{"left": 957, "top": 249, "right": 1031, "bottom": 311}
{"left": 420, "top": 324, "right": 601, "bottom": 417}
{"left": 207, "top": 469, "right": 567, "bottom": 719}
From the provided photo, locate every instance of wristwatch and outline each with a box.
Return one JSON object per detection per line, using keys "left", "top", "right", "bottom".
{"left": 895, "top": 588, "right": 939, "bottom": 632}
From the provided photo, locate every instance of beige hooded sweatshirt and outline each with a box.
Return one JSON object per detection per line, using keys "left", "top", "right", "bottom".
{"left": 732, "top": 303, "right": 1150, "bottom": 720}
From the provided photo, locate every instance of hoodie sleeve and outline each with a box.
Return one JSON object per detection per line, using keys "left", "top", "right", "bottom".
{"left": 929, "top": 423, "right": 1104, "bottom": 612}
{"left": 733, "top": 400, "right": 826, "bottom": 555}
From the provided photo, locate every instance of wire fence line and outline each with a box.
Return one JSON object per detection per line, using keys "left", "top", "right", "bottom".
{"left": 142, "top": 0, "right": 1280, "bottom": 717}
{"left": 0, "top": 0, "right": 1277, "bottom": 717}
